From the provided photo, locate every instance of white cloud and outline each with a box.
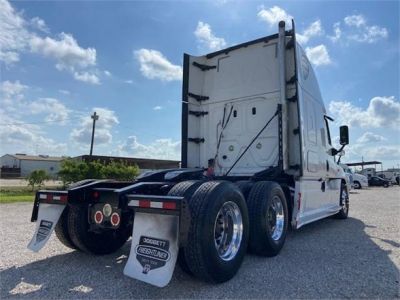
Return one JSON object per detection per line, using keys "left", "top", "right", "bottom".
{"left": 329, "top": 96, "right": 400, "bottom": 128}
{"left": 330, "top": 15, "right": 388, "bottom": 44}
{"left": 194, "top": 21, "right": 227, "bottom": 51}
{"left": 30, "top": 17, "right": 49, "bottom": 33}
{"left": 0, "top": 0, "right": 30, "bottom": 64}
{"left": 29, "top": 98, "right": 70, "bottom": 123}
{"left": 0, "top": 80, "right": 27, "bottom": 98}
{"left": 59, "top": 89, "right": 70, "bottom": 95}
{"left": 305, "top": 44, "right": 331, "bottom": 66}
{"left": 357, "top": 132, "right": 387, "bottom": 143}
{"left": 30, "top": 33, "right": 96, "bottom": 70}
{"left": 134, "top": 49, "right": 182, "bottom": 81}
{"left": 124, "top": 80, "right": 134, "bottom": 84}
{"left": 0, "top": 50, "right": 20, "bottom": 64}
{"left": 71, "top": 108, "right": 119, "bottom": 145}
{"left": 329, "top": 22, "right": 342, "bottom": 42}
{"left": 349, "top": 143, "right": 400, "bottom": 162}
{"left": 296, "top": 20, "right": 323, "bottom": 45}
{"left": 351, "top": 25, "right": 388, "bottom": 43}
{"left": 1, "top": 80, "right": 71, "bottom": 123}
{"left": 257, "top": 5, "right": 293, "bottom": 27}
{"left": 0, "top": 0, "right": 99, "bottom": 84}
{"left": 344, "top": 15, "right": 366, "bottom": 28}
{"left": 0, "top": 109, "right": 67, "bottom": 155}
{"left": 153, "top": 106, "right": 163, "bottom": 111}
{"left": 73, "top": 71, "right": 100, "bottom": 85}
{"left": 362, "top": 146, "right": 400, "bottom": 161}
{"left": 104, "top": 70, "right": 111, "bottom": 76}
{"left": 0, "top": 80, "right": 70, "bottom": 156}
{"left": 1, "top": 80, "right": 28, "bottom": 111}
{"left": 120, "top": 136, "right": 180, "bottom": 160}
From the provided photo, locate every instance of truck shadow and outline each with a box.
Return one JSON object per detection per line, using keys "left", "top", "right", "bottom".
{"left": 1, "top": 216, "right": 398, "bottom": 299}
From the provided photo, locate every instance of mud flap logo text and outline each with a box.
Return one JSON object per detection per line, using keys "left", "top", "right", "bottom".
{"left": 35, "top": 220, "right": 53, "bottom": 244}
{"left": 135, "top": 236, "right": 170, "bottom": 274}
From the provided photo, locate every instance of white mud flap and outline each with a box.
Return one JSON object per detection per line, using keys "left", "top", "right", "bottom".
{"left": 123, "top": 212, "right": 179, "bottom": 287}
{"left": 27, "top": 203, "right": 66, "bottom": 252}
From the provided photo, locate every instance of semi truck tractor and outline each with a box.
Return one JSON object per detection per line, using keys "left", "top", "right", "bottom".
{"left": 28, "top": 20, "right": 350, "bottom": 287}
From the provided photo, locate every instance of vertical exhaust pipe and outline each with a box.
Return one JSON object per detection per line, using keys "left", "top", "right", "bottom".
{"left": 278, "top": 21, "right": 289, "bottom": 172}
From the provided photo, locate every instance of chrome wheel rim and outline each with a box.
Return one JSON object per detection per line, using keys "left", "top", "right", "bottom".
{"left": 267, "top": 196, "right": 285, "bottom": 241}
{"left": 214, "top": 201, "right": 243, "bottom": 261}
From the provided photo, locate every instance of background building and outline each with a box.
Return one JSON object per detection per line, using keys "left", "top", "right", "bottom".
{"left": 0, "top": 154, "right": 64, "bottom": 178}
{"left": 0, "top": 153, "right": 181, "bottom": 179}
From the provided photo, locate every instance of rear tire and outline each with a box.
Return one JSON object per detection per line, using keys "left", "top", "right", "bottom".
{"left": 335, "top": 182, "right": 349, "bottom": 219}
{"left": 353, "top": 181, "right": 361, "bottom": 189}
{"left": 167, "top": 180, "right": 204, "bottom": 275}
{"left": 184, "top": 181, "right": 249, "bottom": 283}
{"left": 68, "top": 204, "right": 130, "bottom": 255}
{"left": 247, "top": 181, "right": 288, "bottom": 257}
{"left": 54, "top": 206, "right": 77, "bottom": 250}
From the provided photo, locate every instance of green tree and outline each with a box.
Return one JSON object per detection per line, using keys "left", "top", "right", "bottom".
{"left": 27, "top": 170, "right": 50, "bottom": 191}
{"left": 103, "top": 161, "right": 139, "bottom": 181}
{"left": 86, "top": 160, "right": 105, "bottom": 179}
{"left": 58, "top": 159, "right": 140, "bottom": 187}
{"left": 58, "top": 159, "right": 87, "bottom": 187}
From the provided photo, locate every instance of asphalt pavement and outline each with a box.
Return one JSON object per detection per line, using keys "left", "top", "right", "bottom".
{"left": 1, "top": 186, "right": 399, "bottom": 299}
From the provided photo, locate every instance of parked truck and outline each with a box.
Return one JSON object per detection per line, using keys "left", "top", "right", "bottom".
{"left": 376, "top": 171, "right": 399, "bottom": 185}
{"left": 340, "top": 164, "right": 369, "bottom": 189}
{"left": 28, "top": 20, "right": 350, "bottom": 287}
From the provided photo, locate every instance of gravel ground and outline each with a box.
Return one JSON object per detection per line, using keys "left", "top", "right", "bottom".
{"left": 1, "top": 186, "right": 399, "bottom": 299}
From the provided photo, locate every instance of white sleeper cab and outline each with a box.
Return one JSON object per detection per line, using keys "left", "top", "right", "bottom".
{"left": 28, "top": 20, "right": 350, "bottom": 287}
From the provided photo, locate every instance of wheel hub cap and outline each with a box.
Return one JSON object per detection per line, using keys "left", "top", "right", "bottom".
{"left": 214, "top": 201, "right": 243, "bottom": 261}
{"left": 267, "top": 196, "right": 284, "bottom": 241}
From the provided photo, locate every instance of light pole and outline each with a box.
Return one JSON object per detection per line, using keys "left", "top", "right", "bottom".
{"left": 90, "top": 112, "right": 99, "bottom": 156}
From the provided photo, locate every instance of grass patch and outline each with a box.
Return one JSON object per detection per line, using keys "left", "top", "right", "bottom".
{"left": 0, "top": 190, "right": 35, "bottom": 203}
{"left": 0, "top": 186, "right": 63, "bottom": 203}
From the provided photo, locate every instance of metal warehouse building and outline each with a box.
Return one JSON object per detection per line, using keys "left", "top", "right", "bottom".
{"left": 0, "top": 154, "right": 63, "bottom": 178}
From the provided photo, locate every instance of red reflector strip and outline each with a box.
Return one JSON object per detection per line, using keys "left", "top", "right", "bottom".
{"left": 128, "top": 199, "right": 177, "bottom": 210}
{"left": 163, "top": 202, "right": 176, "bottom": 210}
{"left": 139, "top": 200, "right": 151, "bottom": 208}
{"left": 39, "top": 193, "right": 67, "bottom": 203}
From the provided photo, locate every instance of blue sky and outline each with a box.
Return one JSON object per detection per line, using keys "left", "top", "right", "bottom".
{"left": 1, "top": 0, "right": 399, "bottom": 169}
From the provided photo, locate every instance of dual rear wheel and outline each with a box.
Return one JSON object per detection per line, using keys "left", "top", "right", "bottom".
{"left": 54, "top": 179, "right": 290, "bottom": 283}
{"left": 54, "top": 204, "right": 130, "bottom": 255}
{"left": 170, "top": 180, "right": 289, "bottom": 283}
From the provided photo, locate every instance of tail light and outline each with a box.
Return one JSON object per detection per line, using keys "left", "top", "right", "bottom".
{"left": 110, "top": 212, "right": 120, "bottom": 226}
{"left": 94, "top": 211, "right": 103, "bottom": 224}
{"left": 93, "top": 191, "right": 100, "bottom": 200}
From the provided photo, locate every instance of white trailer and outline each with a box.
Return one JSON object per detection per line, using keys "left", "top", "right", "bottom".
{"left": 27, "top": 20, "right": 350, "bottom": 287}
